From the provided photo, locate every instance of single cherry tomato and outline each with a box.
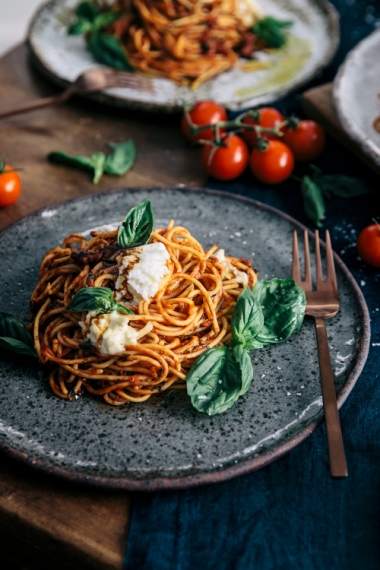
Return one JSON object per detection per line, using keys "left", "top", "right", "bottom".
{"left": 202, "top": 134, "right": 249, "bottom": 181}
{"left": 250, "top": 140, "right": 294, "bottom": 184}
{"left": 181, "top": 100, "right": 227, "bottom": 143}
{"left": 0, "top": 163, "right": 21, "bottom": 207}
{"left": 282, "top": 120, "right": 326, "bottom": 162}
{"left": 241, "top": 107, "right": 285, "bottom": 147}
{"left": 357, "top": 223, "right": 380, "bottom": 267}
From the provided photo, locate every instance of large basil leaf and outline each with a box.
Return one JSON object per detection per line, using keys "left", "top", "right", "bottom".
{"left": 68, "top": 2, "right": 121, "bottom": 35}
{"left": 231, "top": 287, "right": 264, "bottom": 350}
{"left": 187, "top": 345, "right": 252, "bottom": 416}
{"left": 104, "top": 140, "right": 136, "bottom": 176}
{"left": 76, "top": 1, "right": 98, "bottom": 21}
{"left": 88, "top": 32, "right": 134, "bottom": 71}
{"left": 251, "top": 279, "right": 306, "bottom": 346}
{"left": 0, "top": 311, "right": 37, "bottom": 357}
{"left": 232, "top": 344, "right": 254, "bottom": 396}
{"left": 311, "top": 169, "right": 370, "bottom": 199}
{"left": 301, "top": 175, "right": 326, "bottom": 228}
{"left": 48, "top": 151, "right": 106, "bottom": 184}
{"left": 252, "top": 17, "right": 293, "bottom": 49}
{"left": 68, "top": 287, "right": 133, "bottom": 315}
{"left": 118, "top": 200, "right": 154, "bottom": 248}
{"left": 68, "top": 19, "right": 93, "bottom": 35}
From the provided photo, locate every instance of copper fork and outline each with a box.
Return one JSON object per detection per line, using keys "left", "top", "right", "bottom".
{"left": 292, "top": 229, "right": 348, "bottom": 478}
{"left": 0, "top": 67, "right": 155, "bottom": 119}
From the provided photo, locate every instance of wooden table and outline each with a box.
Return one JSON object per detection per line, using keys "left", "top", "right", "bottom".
{"left": 0, "top": 43, "right": 206, "bottom": 570}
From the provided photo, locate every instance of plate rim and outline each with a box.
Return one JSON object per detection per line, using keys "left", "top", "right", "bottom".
{"left": 333, "top": 27, "right": 380, "bottom": 171}
{"left": 0, "top": 186, "right": 371, "bottom": 491}
{"left": 27, "top": 0, "right": 340, "bottom": 112}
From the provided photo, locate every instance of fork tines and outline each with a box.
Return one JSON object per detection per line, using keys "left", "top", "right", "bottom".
{"left": 292, "top": 230, "right": 338, "bottom": 292}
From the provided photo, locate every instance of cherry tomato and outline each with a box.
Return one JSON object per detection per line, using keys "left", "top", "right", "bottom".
{"left": 202, "top": 134, "right": 249, "bottom": 181}
{"left": 181, "top": 101, "right": 227, "bottom": 143}
{"left": 357, "top": 223, "right": 380, "bottom": 267}
{"left": 0, "top": 164, "right": 21, "bottom": 207}
{"left": 250, "top": 140, "right": 294, "bottom": 184}
{"left": 282, "top": 120, "right": 326, "bottom": 162}
{"left": 241, "top": 107, "right": 285, "bottom": 147}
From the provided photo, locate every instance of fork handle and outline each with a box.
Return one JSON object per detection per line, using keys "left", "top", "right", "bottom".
{"left": 315, "top": 316, "right": 348, "bottom": 478}
{"left": 0, "top": 88, "right": 74, "bottom": 119}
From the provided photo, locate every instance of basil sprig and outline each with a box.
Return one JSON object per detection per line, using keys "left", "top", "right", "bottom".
{"left": 88, "top": 32, "right": 133, "bottom": 71}
{"left": 117, "top": 200, "right": 154, "bottom": 248}
{"left": 187, "top": 346, "right": 251, "bottom": 416}
{"left": 0, "top": 311, "right": 37, "bottom": 357}
{"left": 187, "top": 279, "right": 306, "bottom": 416}
{"left": 68, "top": 287, "right": 134, "bottom": 315}
{"left": 231, "top": 287, "right": 264, "bottom": 350}
{"left": 252, "top": 279, "right": 306, "bottom": 345}
{"left": 48, "top": 140, "right": 136, "bottom": 184}
{"left": 252, "top": 17, "right": 293, "bottom": 49}
{"left": 300, "top": 166, "right": 370, "bottom": 227}
{"left": 68, "top": 1, "right": 134, "bottom": 71}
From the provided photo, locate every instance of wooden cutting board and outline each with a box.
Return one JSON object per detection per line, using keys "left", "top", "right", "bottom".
{"left": 0, "top": 43, "right": 206, "bottom": 570}
{"left": 302, "top": 82, "right": 379, "bottom": 175}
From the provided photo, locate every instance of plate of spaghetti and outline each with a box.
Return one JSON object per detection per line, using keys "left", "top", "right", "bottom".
{"left": 0, "top": 187, "right": 369, "bottom": 490}
{"left": 28, "top": 0, "right": 339, "bottom": 111}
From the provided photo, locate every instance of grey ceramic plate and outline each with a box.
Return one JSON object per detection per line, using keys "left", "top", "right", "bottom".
{"left": 334, "top": 28, "right": 380, "bottom": 175}
{"left": 28, "top": 0, "right": 339, "bottom": 112}
{"left": 0, "top": 187, "right": 369, "bottom": 490}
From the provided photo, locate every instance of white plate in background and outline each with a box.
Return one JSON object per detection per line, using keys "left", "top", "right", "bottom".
{"left": 28, "top": 0, "right": 339, "bottom": 112}
{"left": 334, "top": 28, "right": 380, "bottom": 174}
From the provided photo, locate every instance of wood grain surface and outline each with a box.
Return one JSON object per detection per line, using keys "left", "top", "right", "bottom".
{"left": 0, "top": 43, "right": 206, "bottom": 570}
{"left": 301, "top": 82, "right": 380, "bottom": 175}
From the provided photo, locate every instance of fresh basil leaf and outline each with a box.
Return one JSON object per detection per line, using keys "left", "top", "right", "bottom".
{"left": 76, "top": 1, "right": 98, "bottom": 22}
{"left": 91, "top": 152, "right": 106, "bottom": 184}
{"left": 68, "top": 287, "right": 134, "bottom": 315}
{"left": 114, "top": 305, "right": 134, "bottom": 315}
{"left": 0, "top": 337, "right": 37, "bottom": 357}
{"left": 301, "top": 175, "right": 326, "bottom": 228}
{"left": 231, "top": 287, "right": 264, "bottom": 350}
{"left": 232, "top": 344, "right": 254, "bottom": 396}
{"left": 48, "top": 151, "right": 107, "bottom": 184}
{"left": 0, "top": 311, "right": 36, "bottom": 357}
{"left": 68, "top": 19, "right": 93, "bottom": 35}
{"left": 187, "top": 346, "right": 246, "bottom": 415}
{"left": 315, "top": 174, "right": 369, "bottom": 199}
{"left": 104, "top": 140, "right": 136, "bottom": 176}
{"left": 118, "top": 200, "right": 154, "bottom": 248}
{"left": 88, "top": 32, "right": 134, "bottom": 71}
{"left": 48, "top": 151, "right": 95, "bottom": 172}
{"left": 252, "top": 279, "right": 306, "bottom": 346}
{"left": 252, "top": 17, "right": 293, "bottom": 49}
{"left": 92, "top": 11, "right": 123, "bottom": 32}
{"left": 0, "top": 311, "right": 34, "bottom": 347}
{"left": 68, "top": 287, "right": 115, "bottom": 313}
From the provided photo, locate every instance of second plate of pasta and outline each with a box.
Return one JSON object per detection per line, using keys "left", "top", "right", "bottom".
{"left": 28, "top": 0, "right": 339, "bottom": 111}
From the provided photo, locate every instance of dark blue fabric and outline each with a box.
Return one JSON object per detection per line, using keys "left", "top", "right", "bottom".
{"left": 124, "top": 2, "right": 380, "bottom": 569}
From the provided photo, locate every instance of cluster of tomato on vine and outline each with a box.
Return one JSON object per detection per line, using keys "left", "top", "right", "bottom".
{"left": 181, "top": 100, "right": 325, "bottom": 184}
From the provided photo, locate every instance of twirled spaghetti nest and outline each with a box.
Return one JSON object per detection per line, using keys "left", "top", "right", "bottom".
{"left": 108, "top": 0, "right": 262, "bottom": 88}
{"left": 30, "top": 220, "right": 257, "bottom": 406}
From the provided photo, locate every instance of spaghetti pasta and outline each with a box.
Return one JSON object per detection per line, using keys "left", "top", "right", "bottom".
{"left": 104, "top": 0, "right": 262, "bottom": 88}
{"left": 30, "top": 219, "right": 257, "bottom": 406}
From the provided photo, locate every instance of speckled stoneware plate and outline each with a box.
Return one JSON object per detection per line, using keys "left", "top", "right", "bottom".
{"left": 334, "top": 28, "right": 380, "bottom": 175}
{"left": 0, "top": 187, "right": 369, "bottom": 490}
{"left": 28, "top": 0, "right": 339, "bottom": 112}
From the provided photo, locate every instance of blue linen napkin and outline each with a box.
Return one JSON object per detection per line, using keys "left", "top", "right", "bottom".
{"left": 124, "top": 2, "right": 380, "bottom": 568}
